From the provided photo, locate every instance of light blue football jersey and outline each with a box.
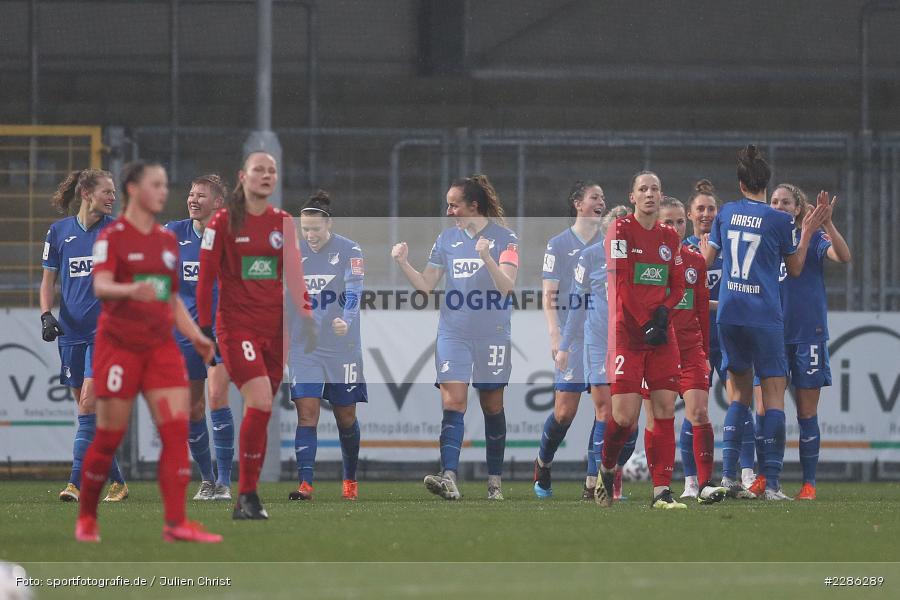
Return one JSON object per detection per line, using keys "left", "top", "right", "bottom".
{"left": 42, "top": 215, "right": 114, "bottom": 345}
{"left": 542, "top": 226, "right": 601, "bottom": 333}
{"left": 427, "top": 221, "right": 519, "bottom": 338}
{"left": 708, "top": 198, "right": 796, "bottom": 328}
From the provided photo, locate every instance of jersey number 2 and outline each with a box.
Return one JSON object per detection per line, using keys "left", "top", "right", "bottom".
{"left": 726, "top": 231, "right": 761, "bottom": 280}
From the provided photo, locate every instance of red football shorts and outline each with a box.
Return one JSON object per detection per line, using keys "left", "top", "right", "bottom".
{"left": 679, "top": 344, "right": 710, "bottom": 395}
{"left": 218, "top": 329, "right": 284, "bottom": 395}
{"left": 608, "top": 341, "right": 680, "bottom": 396}
{"left": 94, "top": 337, "right": 188, "bottom": 398}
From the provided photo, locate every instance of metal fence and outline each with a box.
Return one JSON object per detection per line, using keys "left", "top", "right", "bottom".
{"left": 2, "top": 125, "right": 900, "bottom": 310}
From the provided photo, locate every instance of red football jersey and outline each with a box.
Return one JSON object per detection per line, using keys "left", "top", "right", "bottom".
{"left": 92, "top": 217, "right": 180, "bottom": 350}
{"left": 197, "top": 205, "right": 309, "bottom": 338}
{"left": 671, "top": 245, "right": 710, "bottom": 354}
{"left": 606, "top": 216, "right": 685, "bottom": 350}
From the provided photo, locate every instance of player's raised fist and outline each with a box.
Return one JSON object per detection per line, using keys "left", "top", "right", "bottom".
{"left": 391, "top": 242, "right": 408, "bottom": 263}
{"left": 332, "top": 317, "right": 349, "bottom": 336}
{"left": 475, "top": 237, "right": 492, "bottom": 259}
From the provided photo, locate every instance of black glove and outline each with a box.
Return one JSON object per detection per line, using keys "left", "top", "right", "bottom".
{"left": 200, "top": 325, "right": 218, "bottom": 366}
{"left": 642, "top": 306, "right": 669, "bottom": 346}
{"left": 41, "top": 311, "right": 64, "bottom": 342}
{"left": 301, "top": 317, "right": 319, "bottom": 354}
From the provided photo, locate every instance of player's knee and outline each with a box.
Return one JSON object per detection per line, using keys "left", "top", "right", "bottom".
{"left": 334, "top": 407, "right": 356, "bottom": 429}
{"left": 553, "top": 399, "right": 577, "bottom": 425}
{"left": 688, "top": 405, "right": 709, "bottom": 425}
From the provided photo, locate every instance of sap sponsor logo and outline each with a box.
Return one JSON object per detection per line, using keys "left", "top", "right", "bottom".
{"left": 452, "top": 258, "right": 484, "bottom": 278}
{"left": 304, "top": 274, "right": 336, "bottom": 295}
{"left": 183, "top": 261, "right": 200, "bottom": 281}
{"left": 68, "top": 256, "right": 94, "bottom": 278}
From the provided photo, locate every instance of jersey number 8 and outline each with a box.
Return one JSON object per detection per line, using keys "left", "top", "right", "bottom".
{"left": 241, "top": 340, "right": 256, "bottom": 361}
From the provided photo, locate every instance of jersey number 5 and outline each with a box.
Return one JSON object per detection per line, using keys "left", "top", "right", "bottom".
{"left": 726, "top": 231, "right": 761, "bottom": 280}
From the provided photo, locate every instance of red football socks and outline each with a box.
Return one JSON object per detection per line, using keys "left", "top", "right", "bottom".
{"left": 692, "top": 421, "right": 715, "bottom": 485}
{"left": 157, "top": 419, "right": 190, "bottom": 525}
{"left": 601, "top": 418, "right": 635, "bottom": 470}
{"left": 651, "top": 417, "right": 675, "bottom": 488}
{"left": 238, "top": 407, "right": 270, "bottom": 495}
{"left": 78, "top": 428, "right": 125, "bottom": 519}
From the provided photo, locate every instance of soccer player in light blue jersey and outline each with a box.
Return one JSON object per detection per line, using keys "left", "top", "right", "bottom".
{"left": 533, "top": 181, "right": 609, "bottom": 500}
{"left": 165, "top": 175, "right": 234, "bottom": 501}
{"left": 392, "top": 175, "right": 518, "bottom": 501}
{"left": 756, "top": 184, "right": 850, "bottom": 500}
{"left": 41, "top": 169, "right": 128, "bottom": 503}
{"left": 702, "top": 145, "right": 828, "bottom": 500}
{"left": 287, "top": 190, "right": 366, "bottom": 502}
{"left": 681, "top": 180, "right": 758, "bottom": 496}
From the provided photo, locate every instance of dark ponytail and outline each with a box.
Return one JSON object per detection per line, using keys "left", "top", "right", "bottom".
{"left": 51, "top": 168, "right": 113, "bottom": 214}
{"left": 566, "top": 180, "right": 600, "bottom": 218}
{"left": 737, "top": 144, "right": 771, "bottom": 194}
{"left": 300, "top": 189, "right": 333, "bottom": 218}
{"left": 119, "top": 161, "right": 161, "bottom": 209}
{"left": 688, "top": 178, "right": 719, "bottom": 211}
{"left": 451, "top": 174, "right": 506, "bottom": 226}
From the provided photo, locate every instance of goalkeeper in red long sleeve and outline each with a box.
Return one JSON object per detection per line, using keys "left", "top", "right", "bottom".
{"left": 196, "top": 151, "right": 315, "bottom": 520}
{"left": 595, "top": 171, "right": 687, "bottom": 510}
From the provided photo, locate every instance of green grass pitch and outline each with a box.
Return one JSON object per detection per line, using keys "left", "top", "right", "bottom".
{"left": 1, "top": 480, "right": 898, "bottom": 599}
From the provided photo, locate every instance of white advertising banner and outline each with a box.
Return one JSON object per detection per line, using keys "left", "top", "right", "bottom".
{"left": 3, "top": 308, "right": 899, "bottom": 464}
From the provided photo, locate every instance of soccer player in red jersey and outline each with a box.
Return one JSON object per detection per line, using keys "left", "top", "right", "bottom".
{"left": 658, "top": 196, "right": 727, "bottom": 504}
{"left": 197, "top": 151, "right": 314, "bottom": 520}
{"left": 595, "top": 171, "right": 687, "bottom": 509}
{"left": 75, "top": 161, "right": 222, "bottom": 544}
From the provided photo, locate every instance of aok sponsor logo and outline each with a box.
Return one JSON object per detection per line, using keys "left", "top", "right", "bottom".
{"left": 633, "top": 262, "right": 668, "bottom": 286}
{"left": 242, "top": 256, "right": 277, "bottom": 280}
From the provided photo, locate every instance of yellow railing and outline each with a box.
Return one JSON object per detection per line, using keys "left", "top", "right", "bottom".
{"left": 0, "top": 125, "right": 103, "bottom": 307}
